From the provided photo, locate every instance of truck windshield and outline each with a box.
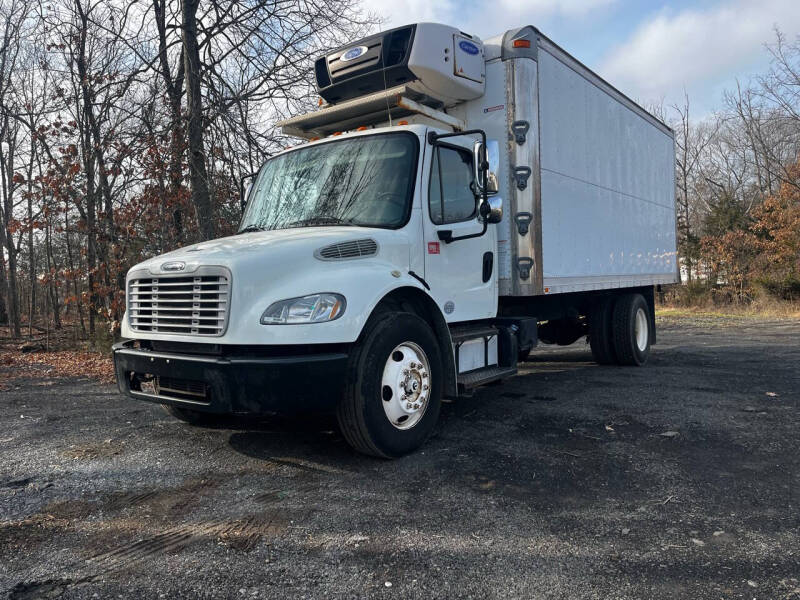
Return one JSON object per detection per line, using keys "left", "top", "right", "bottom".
{"left": 239, "top": 132, "right": 418, "bottom": 232}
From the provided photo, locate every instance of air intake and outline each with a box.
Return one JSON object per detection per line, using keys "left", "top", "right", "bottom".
{"left": 315, "top": 238, "right": 378, "bottom": 261}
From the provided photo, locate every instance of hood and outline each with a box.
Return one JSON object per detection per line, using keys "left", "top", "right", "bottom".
{"left": 122, "top": 224, "right": 423, "bottom": 346}
{"left": 133, "top": 226, "right": 410, "bottom": 275}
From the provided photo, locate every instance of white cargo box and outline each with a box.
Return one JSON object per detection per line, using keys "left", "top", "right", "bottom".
{"left": 287, "top": 23, "right": 678, "bottom": 298}
{"left": 451, "top": 26, "right": 678, "bottom": 296}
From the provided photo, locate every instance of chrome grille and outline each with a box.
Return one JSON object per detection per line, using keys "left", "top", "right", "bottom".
{"left": 127, "top": 268, "right": 230, "bottom": 336}
{"left": 316, "top": 238, "right": 378, "bottom": 260}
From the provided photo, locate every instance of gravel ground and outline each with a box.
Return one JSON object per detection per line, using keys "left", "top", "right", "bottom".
{"left": 1, "top": 316, "right": 799, "bottom": 599}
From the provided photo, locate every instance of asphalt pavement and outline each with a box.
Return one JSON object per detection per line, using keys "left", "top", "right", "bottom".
{"left": 1, "top": 316, "right": 798, "bottom": 599}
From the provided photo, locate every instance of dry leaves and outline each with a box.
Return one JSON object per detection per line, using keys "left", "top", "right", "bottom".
{"left": 0, "top": 349, "right": 114, "bottom": 389}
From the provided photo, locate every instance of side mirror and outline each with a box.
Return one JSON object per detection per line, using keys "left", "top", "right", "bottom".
{"left": 473, "top": 140, "right": 500, "bottom": 196}
{"left": 485, "top": 196, "right": 503, "bottom": 224}
{"left": 485, "top": 140, "right": 499, "bottom": 195}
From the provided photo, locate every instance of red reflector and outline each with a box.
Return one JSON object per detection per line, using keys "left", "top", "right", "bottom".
{"left": 427, "top": 242, "right": 440, "bottom": 255}
{"left": 513, "top": 39, "right": 531, "bottom": 48}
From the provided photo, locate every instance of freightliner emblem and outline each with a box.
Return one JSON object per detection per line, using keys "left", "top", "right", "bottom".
{"left": 161, "top": 261, "right": 186, "bottom": 272}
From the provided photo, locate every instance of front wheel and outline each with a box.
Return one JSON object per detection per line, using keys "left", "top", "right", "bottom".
{"left": 337, "top": 312, "right": 443, "bottom": 458}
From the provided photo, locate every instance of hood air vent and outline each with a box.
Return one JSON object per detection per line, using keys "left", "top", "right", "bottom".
{"left": 315, "top": 238, "right": 378, "bottom": 261}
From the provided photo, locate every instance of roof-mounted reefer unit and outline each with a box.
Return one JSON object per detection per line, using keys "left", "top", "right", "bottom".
{"left": 315, "top": 23, "right": 485, "bottom": 108}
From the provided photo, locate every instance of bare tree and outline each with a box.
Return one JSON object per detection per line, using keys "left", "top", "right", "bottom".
{"left": 671, "top": 93, "right": 720, "bottom": 282}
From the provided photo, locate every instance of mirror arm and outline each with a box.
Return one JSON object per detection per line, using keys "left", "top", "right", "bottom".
{"left": 437, "top": 220, "right": 488, "bottom": 245}
{"left": 239, "top": 171, "right": 258, "bottom": 211}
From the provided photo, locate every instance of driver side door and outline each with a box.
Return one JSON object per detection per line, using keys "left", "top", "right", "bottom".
{"left": 423, "top": 139, "right": 497, "bottom": 322}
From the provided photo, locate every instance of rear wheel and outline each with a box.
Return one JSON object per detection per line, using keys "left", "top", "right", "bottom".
{"left": 612, "top": 293, "right": 651, "bottom": 366}
{"left": 589, "top": 296, "right": 617, "bottom": 365}
{"left": 337, "top": 311, "right": 442, "bottom": 458}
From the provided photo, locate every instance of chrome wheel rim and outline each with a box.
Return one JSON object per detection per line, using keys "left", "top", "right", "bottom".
{"left": 634, "top": 307, "right": 648, "bottom": 352}
{"left": 381, "top": 342, "right": 431, "bottom": 430}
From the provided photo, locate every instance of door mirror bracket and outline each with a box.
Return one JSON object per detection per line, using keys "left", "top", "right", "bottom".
{"left": 428, "top": 129, "right": 499, "bottom": 244}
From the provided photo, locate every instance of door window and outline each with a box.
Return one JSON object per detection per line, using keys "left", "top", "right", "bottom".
{"left": 429, "top": 146, "right": 476, "bottom": 224}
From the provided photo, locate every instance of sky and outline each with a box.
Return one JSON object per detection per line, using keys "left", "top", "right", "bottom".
{"left": 360, "top": 0, "right": 800, "bottom": 118}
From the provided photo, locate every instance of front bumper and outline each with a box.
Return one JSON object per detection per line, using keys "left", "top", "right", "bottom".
{"left": 113, "top": 341, "right": 349, "bottom": 415}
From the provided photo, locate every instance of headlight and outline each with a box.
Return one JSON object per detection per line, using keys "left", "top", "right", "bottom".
{"left": 260, "top": 293, "right": 346, "bottom": 325}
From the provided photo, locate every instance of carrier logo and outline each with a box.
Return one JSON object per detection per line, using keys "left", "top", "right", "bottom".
{"left": 161, "top": 261, "right": 186, "bottom": 272}
{"left": 340, "top": 46, "right": 368, "bottom": 62}
{"left": 458, "top": 40, "right": 480, "bottom": 55}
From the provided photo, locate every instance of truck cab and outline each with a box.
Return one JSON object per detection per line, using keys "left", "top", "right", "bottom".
{"left": 115, "top": 121, "right": 508, "bottom": 457}
{"left": 114, "top": 23, "right": 677, "bottom": 457}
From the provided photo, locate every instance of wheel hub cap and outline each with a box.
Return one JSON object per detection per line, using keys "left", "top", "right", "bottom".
{"left": 634, "top": 307, "right": 648, "bottom": 352}
{"left": 381, "top": 342, "right": 430, "bottom": 430}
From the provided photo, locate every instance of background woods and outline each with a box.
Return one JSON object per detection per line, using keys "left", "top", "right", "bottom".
{"left": 668, "top": 31, "right": 800, "bottom": 306}
{"left": 0, "top": 0, "right": 373, "bottom": 345}
{"left": 0, "top": 4, "right": 798, "bottom": 347}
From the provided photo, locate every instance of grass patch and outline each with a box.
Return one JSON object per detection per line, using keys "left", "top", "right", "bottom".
{"left": 656, "top": 303, "right": 800, "bottom": 320}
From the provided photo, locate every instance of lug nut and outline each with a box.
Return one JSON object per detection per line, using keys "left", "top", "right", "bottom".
{"left": 406, "top": 403, "right": 413, "bottom": 409}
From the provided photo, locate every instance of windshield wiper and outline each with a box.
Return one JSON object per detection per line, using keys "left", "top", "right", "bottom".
{"left": 237, "top": 224, "right": 266, "bottom": 234}
{"left": 283, "top": 216, "right": 348, "bottom": 228}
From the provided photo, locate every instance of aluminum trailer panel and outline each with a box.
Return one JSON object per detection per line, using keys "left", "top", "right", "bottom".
{"left": 476, "top": 27, "right": 678, "bottom": 296}
{"left": 537, "top": 44, "right": 677, "bottom": 294}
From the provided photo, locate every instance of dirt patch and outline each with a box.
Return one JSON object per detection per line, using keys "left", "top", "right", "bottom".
{"left": 62, "top": 439, "right": 125, "bottom": 460}
{"left": 7, "top": 578, "right": 82, "bottom": 600}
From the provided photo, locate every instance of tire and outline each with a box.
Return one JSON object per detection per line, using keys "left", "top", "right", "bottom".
{"left": 611, "top": 293, "right": 651, "bottom": 366}
{"left": 162, "top": 404, "right": 217, "bottom": 426}
{"left": 589, "top": 296, "right": 617, "bottom": 365}
{"left": 336, "top": 311, "right": 443, "bottom": 458}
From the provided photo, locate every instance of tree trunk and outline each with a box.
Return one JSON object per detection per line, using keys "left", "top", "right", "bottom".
{"left": 26, "top": 137, "right": 37, "bottom": 336}
{"left": 181, "top": 0, "right": 214, "bottom": 241}
{"left": 0, "top": 118, "right": 20, "bottom": 337}
{"left": 153, "top": 0, "right": 186, "bottom": 247}
{"left": 64, "top": 204, "right": 85, "bottom": 337}
{"left": 75, "top": 0, "right": 97, "bottom": 336}
{"left": 44, "top": 213, "right": 61, "bottom": 329}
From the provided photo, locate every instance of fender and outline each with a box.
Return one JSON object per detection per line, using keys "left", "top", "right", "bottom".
{"left": 361, "top": 284, "right": 458, "bottom": 399}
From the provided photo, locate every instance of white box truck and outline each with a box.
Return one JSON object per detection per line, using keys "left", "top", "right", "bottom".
{"left": 113, "top": 23, "right": 678, "bottom": 457}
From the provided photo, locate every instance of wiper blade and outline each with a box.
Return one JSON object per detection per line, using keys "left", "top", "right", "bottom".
{"left": 237, "top": 225, "right": 266, "bottom": 234}
{"left": 284, "top": 216, "right": 347, "bottom": 228}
